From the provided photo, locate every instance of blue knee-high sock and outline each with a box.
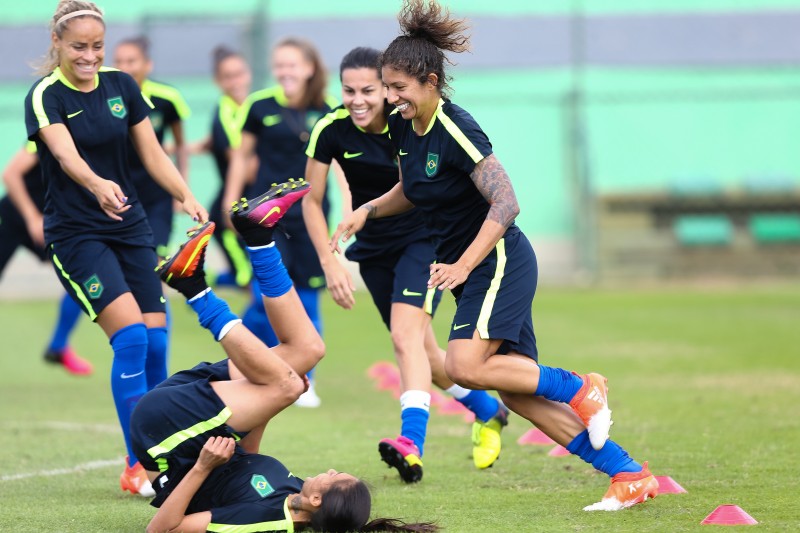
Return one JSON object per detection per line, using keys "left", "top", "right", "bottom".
{"left": 400, "top": 391, "right": 430, "bottom": 456}
{"left": 241, "top": 284, "right": 279, "bottom": 347}
{"left": 187, "top": 289, "right": 241, "bottom": 341}
{"left": 535, "top": 365, "right": 584, "bottom": 403}
{"left": 458, "top": 390, "right": 501, "bottom": 423}
{"left": 297, "top": 287, "right": 322, "bottom": 381}
{"left": 110, "top": 323, "right": 148, "bottom": 466}
{"left": 566, "top": 430, "right": 641, "bottom": 477}
{"left": 48, "top": 293, "right": 82, "bottom": 351}
{"left": 145, "top": 327, "right": 168, "bottom": 390}
{"left": 248, "top": 243, "right": 292, "bottom": 298}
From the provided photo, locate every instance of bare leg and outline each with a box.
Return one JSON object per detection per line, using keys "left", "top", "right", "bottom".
{"left": 259, "top": 289, "right": 324, "bottom": 376}
{"left": 424, "top": 325, "right": 457, "bottom": 390}
{"left": 390, "top": 303, "right": 433, "bottom": 392}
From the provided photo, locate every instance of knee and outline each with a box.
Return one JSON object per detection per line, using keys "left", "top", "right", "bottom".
{"left": 306, "top": 334, "right": 325, "bottom": 367}
{"left": 390, "top": 328, "right": 421, "bottom": 360}
{"left": 279, "top": 370, "right": 306, "bottom": 406}
{"left": 444, "top": 356, "right": 482, "bottom": 389}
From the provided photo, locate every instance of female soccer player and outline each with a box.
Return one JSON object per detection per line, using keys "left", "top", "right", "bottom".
{"left": 114, "top": 35, "right": 191, "bottom": 259}
{"left": 24, "top": 0, "right": 206, "bottom": 497}
{"left": 303, "top": 47, "right": 507, "bottom": 483}
{"left": 332, "top": 0, "right": 658, "bottom": 510}
{"left": 1, "top": 142, "right": 91, "bottom": 375}
{"left": 136, "top": 182, "right": 436, "bottom": 533}
{"left": 223, "top": 37, "right": 339, "bottom": 407}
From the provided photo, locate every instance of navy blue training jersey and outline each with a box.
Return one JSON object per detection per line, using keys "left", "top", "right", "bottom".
{"left": 24, "top": 67, "right": 153, "bottom": 244}
{"left": 239, "top": 85, "right": 336, "bottom": 223}
{"left": 306, "top": 104, "right": 429, "bottom": 260}
{"left": 128, "top": 79, "right": 191, "bottom": 207}
{"left": 387, "top": 99, "right": 518, "bottom": 264}
{"left": 156, "top": 450, "right": 303, "bottom": 532}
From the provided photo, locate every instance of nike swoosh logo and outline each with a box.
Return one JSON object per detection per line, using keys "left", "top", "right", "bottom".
{"left": 263, "top": 114, "right": 282, "bottom": 127}
{"left": 453, "top": 323, "right": 471, "bottom": 330}
{"left": 398, "top": 149, "right": 408, "bottom": 156}
{"left": 160, "top": 296, "right": 166, "bottom": 304}
{"left": 343, "top": 151, "right": 363, "bottom": 159}
{"left": 402, "top": 288, "right": 422, "bottom": 297}
{"left": 258, "top": 206, "right": 281, "bottom": 225}
{"left": 120, "top": 371, "right": 144, "bottom": 379}
{"left": 181, "top": 235, "right": 212, "bottom": 275}
{"left": 67, "top": 110, "right": 83, "bottom": 119}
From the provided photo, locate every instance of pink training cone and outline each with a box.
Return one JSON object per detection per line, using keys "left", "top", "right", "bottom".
{"left": 655, "top": 475, "right": 687, "bottom": 494}
{"left": 437, "top": 397, "right": 471, "bottom": 416}
{"left": 518, "top": 428, "right": 556, "bottom": 446}
{"left": 701, "top": 505, "right": 758, "bottom": 525}
{"left": 367, "top": 361, "right": 397, "bottom": 380}
{"left": 548, "top": 445, "right": 571, "bottom": 457}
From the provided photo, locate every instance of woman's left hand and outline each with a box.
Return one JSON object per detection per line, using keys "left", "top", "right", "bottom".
{"left": 428, "top": 262, "right": 470, "bottom": 291}
{"left": 182, "top": 197, "right": 208, "bottom": 224}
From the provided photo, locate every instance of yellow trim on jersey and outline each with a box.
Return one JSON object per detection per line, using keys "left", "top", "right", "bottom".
{"left": 354, "top": 122, "right": 389, "bottom": 134}
{"left": 325, "top": 94, "right": 340, "bottom": 108}
{"left": 421, "top": 98, "right": 444, "bottom": 136}
{"left": 423, "top": 286, "right": 436, "bottom": 315}
{"left": 51, "top": 252, "right": 97, "bottom": 321}
{"left": 207, "top": 499, "right": 294, "bottom": 533}
{"left": 146, "top": 407, "right": 232, "bottom": 459}
{"left": 221, "top": 228, "right": 252, "bottom": 286}
{"left": 476, "top": 238, "right": 507, "bottom": 339}
{"left": 31, "top": 71, "right": 61, "bottom": 129}
{"left": 305, "top": 108, "right": 350, "bottom": 158}
{"left": 436, "top": 100, "right": 484, "bottom": 163}
{"left": 218, "top": 95, "right": 243, "bottom": 148}
{"left": 25, "top": 141, "right": 37, "bottom": 154}
{"left": 142, "top": 79, "right": 192, "bottom": 119}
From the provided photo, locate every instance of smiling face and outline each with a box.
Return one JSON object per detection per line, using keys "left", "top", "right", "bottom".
{"left": 53, "top": 16, "right": 105, "bottom": 90}
{"left": 302, "top": 469, "right": 358, "bottom": 506}
{"left": 341, "top": 67, "right": 386, "bottom": 133}
{"left": 215, "top": 55, "right": 252, "bottom": 104}
{"left": 113, "top": 42, "right": 151, "bottom": 86}
{"left": 381, "top": 66, "right": 439, "bottom": 128}
{"left": 271, "top": 44, "right": 314, "bottom": 102}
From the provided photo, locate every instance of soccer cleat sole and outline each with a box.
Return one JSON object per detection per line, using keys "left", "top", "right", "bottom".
{"left": 378, "top": 441, "right": 423, "bottom": 483}
{"left": 155, "top": 221, "right": 215, "bottom": 283}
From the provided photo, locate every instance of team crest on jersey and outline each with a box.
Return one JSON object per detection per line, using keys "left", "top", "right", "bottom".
{"left": 107, "top": 97, "right": 127, "bottom": 119}
{"left": 84, "top": 274, "right": 104, "bottom": 299}
{"left": 426, "top": 152, "right": 439, "bottom": 177}
{"left": 251, "top": 474, "right": 275, "bottom": 498}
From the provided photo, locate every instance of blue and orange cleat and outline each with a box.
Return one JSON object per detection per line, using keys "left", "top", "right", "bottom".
{"left": 379, "top": 436, "right": 423, "bottom": 483}
{"left": 156, "top": 222, "right": 214, "bottom": 297}
{"left": 569, "top": 372, "right": 612, "bottom": 450}
{"left": 583, "top": 462, "right": 659, "bottom": 511}
{"left": 229, "top": 179, "right": 311, "bottom": 246}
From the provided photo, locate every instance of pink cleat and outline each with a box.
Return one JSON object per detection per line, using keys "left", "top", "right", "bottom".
{"left": 44, "top": 346, "right": 93, "bottom": 376}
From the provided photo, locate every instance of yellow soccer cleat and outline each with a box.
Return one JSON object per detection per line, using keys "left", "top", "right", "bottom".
{"left": 472, "top": 406, "right": 508, "bottom": 469}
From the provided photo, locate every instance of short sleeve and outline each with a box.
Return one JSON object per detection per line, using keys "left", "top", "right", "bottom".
{"left": 120, "top": 72, "right": 154, "bottom": 127}
{"left": 305, "top": 111, "right": 337, "bottom": 164}
{"left": 440, "top": 105, "right": 493, "bottom": 176}
{"left": 25, "top": 77, "right": 64, "bottom": 140}
{"left": 239, "top": 98, "right": 262, "bottom": 138}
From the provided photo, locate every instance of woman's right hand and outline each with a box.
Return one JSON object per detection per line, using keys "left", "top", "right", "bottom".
{"left": 323, "top": 258, "right": 356, "bottom": 309}
{"left": 195, "top": 436, "right": 236, "bottom": 473}
{"left": 330, "top": 207, "right": 368, "bottom": 255}
{"left": 90, "top": 178, "right": 131, "bottom": 221}
{"left": 24, "top": 212, "right": 45, "bottom": 249}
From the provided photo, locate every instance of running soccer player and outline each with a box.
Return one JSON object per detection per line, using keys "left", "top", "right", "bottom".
{"left": 114, "top": 35, "right": 191, "bottom": 259}
{"left": 24, "top": 1, "right": 207, "bottom": 497}
{"left": 303, "top": 46, "right": 507, "bottom": 483}
{"left": 1, "top": 142, "right": 91, "bottom": 375}
{"left": 222, "top": 37, "right": 339, "bottom": 407}
{"left": 332, "top": 0, "right": 658, "bottom": 510}
{"left": 190, "top": 45, "right": 253, "bottom": 289}
{"left": 135, "top": 182, "right": 436, "bottom": 533}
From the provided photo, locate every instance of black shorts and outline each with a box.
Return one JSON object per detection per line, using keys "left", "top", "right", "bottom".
{"left": 274, "top": 219, "right": 325, "bottom": 290}
{"left": 0, "top": 196, "right": 46, "bottom": 275}
{"left": 449, "top": 230, "right": 538, "bottom": 360}
{"left": 48, "top": 234, "right": 165, "bottom": 321}
{"left": 131, "top": 363, "right": 236, "bottom": 473}
{"left": 358, "top": 240, "right": 442, "bottom": 330}
{"left": 141, "top": 196, "right": 173, "bottom": 257}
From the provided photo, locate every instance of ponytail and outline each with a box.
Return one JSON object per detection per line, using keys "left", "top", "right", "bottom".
{"left": 36, "top": 0, "right": 104, "bottom": 76}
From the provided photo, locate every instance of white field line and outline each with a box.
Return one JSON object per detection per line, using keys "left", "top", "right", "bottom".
{"left": 1, "top": 458, "right": 123, "bottom": 482}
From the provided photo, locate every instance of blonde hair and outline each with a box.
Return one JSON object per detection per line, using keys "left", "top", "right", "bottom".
{"left": 35, "top": 0, "right": 105, "bottom": 76}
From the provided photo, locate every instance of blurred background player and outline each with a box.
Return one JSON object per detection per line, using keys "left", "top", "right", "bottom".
{"left": 333, "top": 0, "right": 658, "bottom": 510}
{"left": 189, "top": 45, "right": 254, "bottom": 289}
{"left": 1, "top": 142, "right": 92, "bottom": 375}
{"left": 303, "top": 46, "right": 507, "bottom": 483}
{"left": 24, "top": 0, "right": 207, "bottom": 498}
{"left": 222, "top": 37, "right": 340, "bottom": 408}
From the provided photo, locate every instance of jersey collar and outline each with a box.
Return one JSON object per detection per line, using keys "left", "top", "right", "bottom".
{"left": 55, "top": 66, "right": 99, "bottom": 91}
{"left": 354, "top": 122, "right": 389, "bottom": 135}
{"left": 412, "top": 98, "right": 444, "bottom": 137}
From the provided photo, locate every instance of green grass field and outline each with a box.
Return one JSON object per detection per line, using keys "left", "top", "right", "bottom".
{"left": 0, "top": 284, "right": 799, "bottom": 532}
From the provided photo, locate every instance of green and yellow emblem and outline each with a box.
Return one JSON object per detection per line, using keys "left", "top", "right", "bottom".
{"left": 84, "top": 274, "right": 104, "bottom": 300}
{"left": 251, "top": 474, "right": 274, "bottom": 498}
{"left": 426, "top": 152, "right": 439, "bottom": 177}
{"left": 107, "top": 96, "right": 127, "bottom": 119}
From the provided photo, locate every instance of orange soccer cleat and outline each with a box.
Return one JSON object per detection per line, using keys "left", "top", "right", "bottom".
{"left": 120, "top": 456, "right": 155, "bottom": 497}
{"left": 583, "top": 462, "right": 659, "bottom": 511}
{"left": 569, "top": 372, "right": 612, "bottom": 450}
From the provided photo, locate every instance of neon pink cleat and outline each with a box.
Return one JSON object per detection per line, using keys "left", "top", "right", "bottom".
{"left": 44, "top": 346, "right": 93, "bottom": 376}
{"left": 378, "top": 436, "right": 423, "bottom": 483}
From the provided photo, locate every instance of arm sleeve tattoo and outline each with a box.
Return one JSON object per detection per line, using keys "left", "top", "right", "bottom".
{"left": 469, "top": 154, "right": 520, "bottom": 228}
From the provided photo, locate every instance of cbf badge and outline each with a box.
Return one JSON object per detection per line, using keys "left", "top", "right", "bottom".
{"left": 84, "top": 274, "right": 104, "bottom": 300}
{"left": 251, "top": 474, "right": 274, "bottom": 498}
{"left": 107, "top": 96, "right": 127, "bottom": 119}
{"left": 426, "top": 152, "right": 439, "bottom": 177}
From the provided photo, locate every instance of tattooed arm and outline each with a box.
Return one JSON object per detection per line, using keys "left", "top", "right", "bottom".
{"left": 428, "top": 154, "right": 520, "bottom": 290}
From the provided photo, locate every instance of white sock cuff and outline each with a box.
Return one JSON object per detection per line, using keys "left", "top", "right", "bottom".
{"left": 445, "top": 384, "right": 471, "bottom": 400}
{"left": 216, "top": 319, "right": 242, "bottom": 341}
{"left": 247, "top": 242, "right": 276, "bottom": 251}
{"left": 400, "top": 390, "right": 431, "bottom": 411}
{"left": 187, "top": 287, "right": 212, "bottom": 303}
